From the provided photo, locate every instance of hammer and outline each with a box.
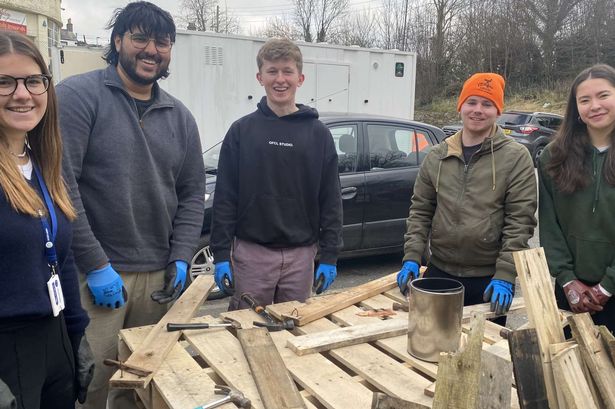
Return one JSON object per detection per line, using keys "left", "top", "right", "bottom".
{"left": 197, "top": 385, "right": 251, "bottom": 409}
{"left": 241, "top": 293, "right": 295, "bottom": 331}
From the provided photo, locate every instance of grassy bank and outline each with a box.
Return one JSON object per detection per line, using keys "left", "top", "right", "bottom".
{"left": 415, "top": 88, "right": 568, "bottom": 128}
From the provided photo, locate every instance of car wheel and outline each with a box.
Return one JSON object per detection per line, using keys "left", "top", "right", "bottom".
{"left": 189, "top": 234, "right": 227, "bottom": 300}
{"left": 534, "top": 144, "right": 547, "bottom": 166}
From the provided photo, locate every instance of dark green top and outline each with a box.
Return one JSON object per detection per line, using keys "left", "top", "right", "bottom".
{"left": 538, "top": 145, "right": 615, "bottom": 293}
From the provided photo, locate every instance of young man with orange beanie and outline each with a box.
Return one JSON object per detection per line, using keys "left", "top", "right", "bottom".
{"left": 397, "top": 73, "right": 537, "bottom": 318}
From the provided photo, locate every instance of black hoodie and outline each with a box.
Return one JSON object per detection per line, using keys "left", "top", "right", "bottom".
{"left": 211, "top": 97, "right": 343, "bottom": 264}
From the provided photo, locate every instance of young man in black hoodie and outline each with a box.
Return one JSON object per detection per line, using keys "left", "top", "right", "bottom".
{"left": 211, "top": 38, "right": 343, "bottom": 310}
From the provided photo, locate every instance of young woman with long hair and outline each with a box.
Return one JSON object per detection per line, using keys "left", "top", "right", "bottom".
{"left": 0, "top": 31, "right": 93, "bottom": 408}
{"left": 539, "top": 63, "right": 615, "bottom": 333}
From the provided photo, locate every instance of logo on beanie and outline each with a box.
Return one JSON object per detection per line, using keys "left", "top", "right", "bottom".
{"left": 477, "top": 78, "right": 494, "bottom": 94}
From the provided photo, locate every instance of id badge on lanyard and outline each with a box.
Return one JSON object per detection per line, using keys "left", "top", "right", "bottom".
{"left": 34, "top": 165, "right": 65, "bottom": 316}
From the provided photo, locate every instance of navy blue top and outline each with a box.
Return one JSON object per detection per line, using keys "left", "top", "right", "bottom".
{"left": 0, "top": 173, "right": 89, "bottom": 337}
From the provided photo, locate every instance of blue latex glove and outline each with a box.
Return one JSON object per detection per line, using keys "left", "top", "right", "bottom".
{"left": 151, "top": 260, "right": 188, "bottom": 304}
{"left": 483, "top": 279, "right": 514, "bottom": 315}
{"left": 314, "top": 263, "right": 337, "bottom": 294}
{"left": 86, "top": 264, "right": 127, "bottom": 309}
{"left": 397, "top": 261, "right": 420, "bottom": 295}
{"left": 214, "top": 261, "right": 234, "bottom": 295}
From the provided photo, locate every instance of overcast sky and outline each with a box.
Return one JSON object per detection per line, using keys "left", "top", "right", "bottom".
{"left": 61, "top": 0, "right": 381, "bottom": 44}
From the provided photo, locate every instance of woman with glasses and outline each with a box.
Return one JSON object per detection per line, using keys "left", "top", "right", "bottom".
{"left": 0, "top": 31, "right": 93, "bottom": 408}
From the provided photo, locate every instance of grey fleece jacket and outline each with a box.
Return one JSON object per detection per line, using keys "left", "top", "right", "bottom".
{"left": 57, "top": 65, "right": 205, "bottom": 273}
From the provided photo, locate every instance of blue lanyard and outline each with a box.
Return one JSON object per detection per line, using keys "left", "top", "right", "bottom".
{"left": 32, "top": 164, "right": 58, "bottom": 275}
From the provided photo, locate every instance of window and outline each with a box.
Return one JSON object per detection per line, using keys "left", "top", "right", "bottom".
{"left": 367, "top": 124, "right": 434, "bottom": 169}
{"left": 330, "top": 125, "right": 358, "bottom": 174}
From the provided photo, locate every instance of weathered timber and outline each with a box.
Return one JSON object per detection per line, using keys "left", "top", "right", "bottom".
{"left": 109, "top": 275, "right": 215, "bottom": 389}
{"left": 550, "top": 342, "right": 599, "bottom": 409}
{"left": 513, "top": 248, "right": 566, "bottom": 409}
{"left": 432, "top": 313, "right": 485, "bottom": 409}
{"left": 237, "top": 327, "right": 306, "bottom": 409}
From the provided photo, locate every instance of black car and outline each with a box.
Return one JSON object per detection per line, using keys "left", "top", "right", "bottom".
{"left": 442, "top": 111, "right": 563, "bottom": 165}
{"left": 191, "top": 113, "right": 447, "bottom": 299}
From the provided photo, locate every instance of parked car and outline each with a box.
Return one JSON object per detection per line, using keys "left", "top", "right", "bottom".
{"left": 442, "top": 111, "right": 563, "bottom": 165}
{"left": 191, "top": 113, "right": 447, "bottom": 299}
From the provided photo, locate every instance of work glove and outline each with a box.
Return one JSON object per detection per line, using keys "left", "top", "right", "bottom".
{"left": 563, "top": 280, "right": 603, "bottom": 313}
{"left": 151, "top": 260, "right": 188, "bottom": 304}
{"left": 397, "top": 261, "right": 420, "bottom": 296}
{"left": 214, "top": 261, "right": 234, "bottom": 295}
{"left": 314, "top": 263, "right": 337, "bottom": 294}
{"left": 72, "top": 335, "right": 95, "bottom": 404}
{"left": 483, "top": 279, "right": 514, "bottom": 315}
{"left": 86, "top": 264, "right": 127, "bottom": 308}
{"left": 586, "top": 284, "right": 611, "bottom": 307}
{"left": 0, "top": 378, "right": 16, "bottom": 409}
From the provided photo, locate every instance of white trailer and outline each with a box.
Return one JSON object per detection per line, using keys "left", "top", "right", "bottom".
{"left": 159, "top": 30, "right": 417, "bottom": 150}
{"left": 51, "top": 30, "right": 417, "bottom": 151}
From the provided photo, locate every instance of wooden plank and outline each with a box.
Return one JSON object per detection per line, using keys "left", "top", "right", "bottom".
{"left": 513, "top": 248, "right": 566, "bottom": 409}
{"left": 109, "top": 275, "right": 215, "bottom": 389}
{"left": 298, "top": 309, "right": 433, "bottom": 407}
{"left": 118, "top": 325, "right": 234, "bottom": 409}
{"left": 183, "top": 315, "right": 266, "bottom": 409}
{"left": 550, "top": 342, "right": 599, "bottom": 409}
{"left": 599, "top": 326, "right": 615, "bottom": 365}
{"left": 508, "top": 328, "right": 549, "bottom": 409}
{"left": 478, "top": 349, "right": 513, "bottom": 409}
{"left": 462, "top": 297, "right": 526, "bottom": 323}
{"left": 238, "top": 327, "right": 306, "bottom": 409}
{"left": 569, "top": 313, "right": 615, "bottom": 409}
{"left": 268, "top": 273, "right": 398, "bottom": 326}
{"left": 287, "top": 318, "right": 408, "bottom": 355}
{"left": 371, "top": 392, "right": 430, "bottom": 409}
{"left": 432, "top": 313, "right": 485, "bottom": 409}
{"left": 463, "top": 319, "right": 506, "bottom": 345}
{"left": 222, "top": 309, "right": 375, "bottom": 409}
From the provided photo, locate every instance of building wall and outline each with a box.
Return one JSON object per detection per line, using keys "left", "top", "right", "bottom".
{"left": 55, "top": 46, "right": 106, "bottom": 82}
{"left": 0, "top": 0, "right": 62, "bottom": 65}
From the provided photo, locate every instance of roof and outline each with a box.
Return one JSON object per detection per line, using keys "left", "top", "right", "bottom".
{"left": 318, "top": 112, "right": 443, "bottom": 133}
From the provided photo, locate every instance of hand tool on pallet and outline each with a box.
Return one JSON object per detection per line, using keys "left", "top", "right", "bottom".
{"left": 166, "top": 317, "right": 241, "bottom": 331}
{"left": 241, "top": 293, "right": 295, "bottom": 331}
{"left": 195, "top": 385, "right": 251, "bottom": 409}
{"left": 392, "top": 302, "right": 409, "bottom": 312}
{"left": 103, "top": 359, "right": 152, "bottom": 378}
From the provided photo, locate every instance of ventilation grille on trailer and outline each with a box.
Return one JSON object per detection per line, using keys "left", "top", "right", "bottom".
{"left": 204, "top": 45, "right": 223, "bottom": 65}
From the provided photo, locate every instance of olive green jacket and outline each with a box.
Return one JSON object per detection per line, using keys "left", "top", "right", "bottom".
{"left": 403, "top": 126, "right": 537, "bottom": 284}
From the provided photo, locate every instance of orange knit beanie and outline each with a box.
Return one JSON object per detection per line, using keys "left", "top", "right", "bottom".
{"left": 456, "top": 73, "right": 505, "bottom": 114}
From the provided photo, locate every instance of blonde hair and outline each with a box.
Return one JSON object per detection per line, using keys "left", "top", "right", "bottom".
{"left": 257, "top": 38, "right": 303, "bottom": 73}
{"left": 0, "top": 31, "right": 76, "bottom": 220}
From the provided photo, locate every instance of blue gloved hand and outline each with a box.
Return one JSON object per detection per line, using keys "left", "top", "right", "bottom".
{"left": 214, "top": 261, "right": 234, "bottom": 295}
{"left": 397, "top": 261, "right": 420, "bottom": 295}
{"left": 314, "top": 263, "right": 337, "bottom": 294}
{"left": 86, "top": 264, "right": 127, "bottom": 309}
{"left": 151, "top": 260, "right": 188, "bottom": 304}
{"left": 483, "top": 279, "right": 514, "bottom": 315}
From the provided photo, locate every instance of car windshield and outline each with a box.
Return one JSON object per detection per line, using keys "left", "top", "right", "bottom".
{"left": 203, "top": 142, "right": 222, "bottom": 173}
{"left": 498, "top": 113, "right": 530, "bottom": 126}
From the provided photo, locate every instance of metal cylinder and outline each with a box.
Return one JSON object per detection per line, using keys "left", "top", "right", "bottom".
{"left": 407, "top": 278, "right": 464, "bottom": 362}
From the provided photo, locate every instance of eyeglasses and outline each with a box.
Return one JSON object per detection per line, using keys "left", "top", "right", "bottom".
{"left": 0, "top": 74, "right": 51, "bottom": 96}
{"left": 128, "top": 33, "right": 173, "bottom": 53}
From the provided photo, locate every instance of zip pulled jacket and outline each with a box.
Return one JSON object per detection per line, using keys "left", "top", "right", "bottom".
{"left": 211, "top": 97, "right": 343, "bottom": 265}
{"left": 403, "top": 126, "right": 537, "bottom": 284}
{"left": 539, "top": 145, "right": 615, "bottom": 294}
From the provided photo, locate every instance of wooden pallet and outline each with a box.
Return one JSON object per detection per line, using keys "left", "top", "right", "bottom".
{"left": 117, "top": 288, "right": 525, "bottom": 409}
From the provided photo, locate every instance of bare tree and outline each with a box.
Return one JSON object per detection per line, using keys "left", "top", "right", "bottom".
{"left": 291, "top": 0, "right": 348, "bottom": 42}
{"left": 521, "top": 0, "right": 582, "bottom": 84}
{"left": 332, "top": 9, "right": 378, "bottom": 47}
{"left": 179, "top": 0, "right": 240, "bottom": 34}
{"left": 314, "top": 0, "right": 348, "bottom": 42}
{"left": 254, "top": 16, "right": 302, "bottom": 40}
